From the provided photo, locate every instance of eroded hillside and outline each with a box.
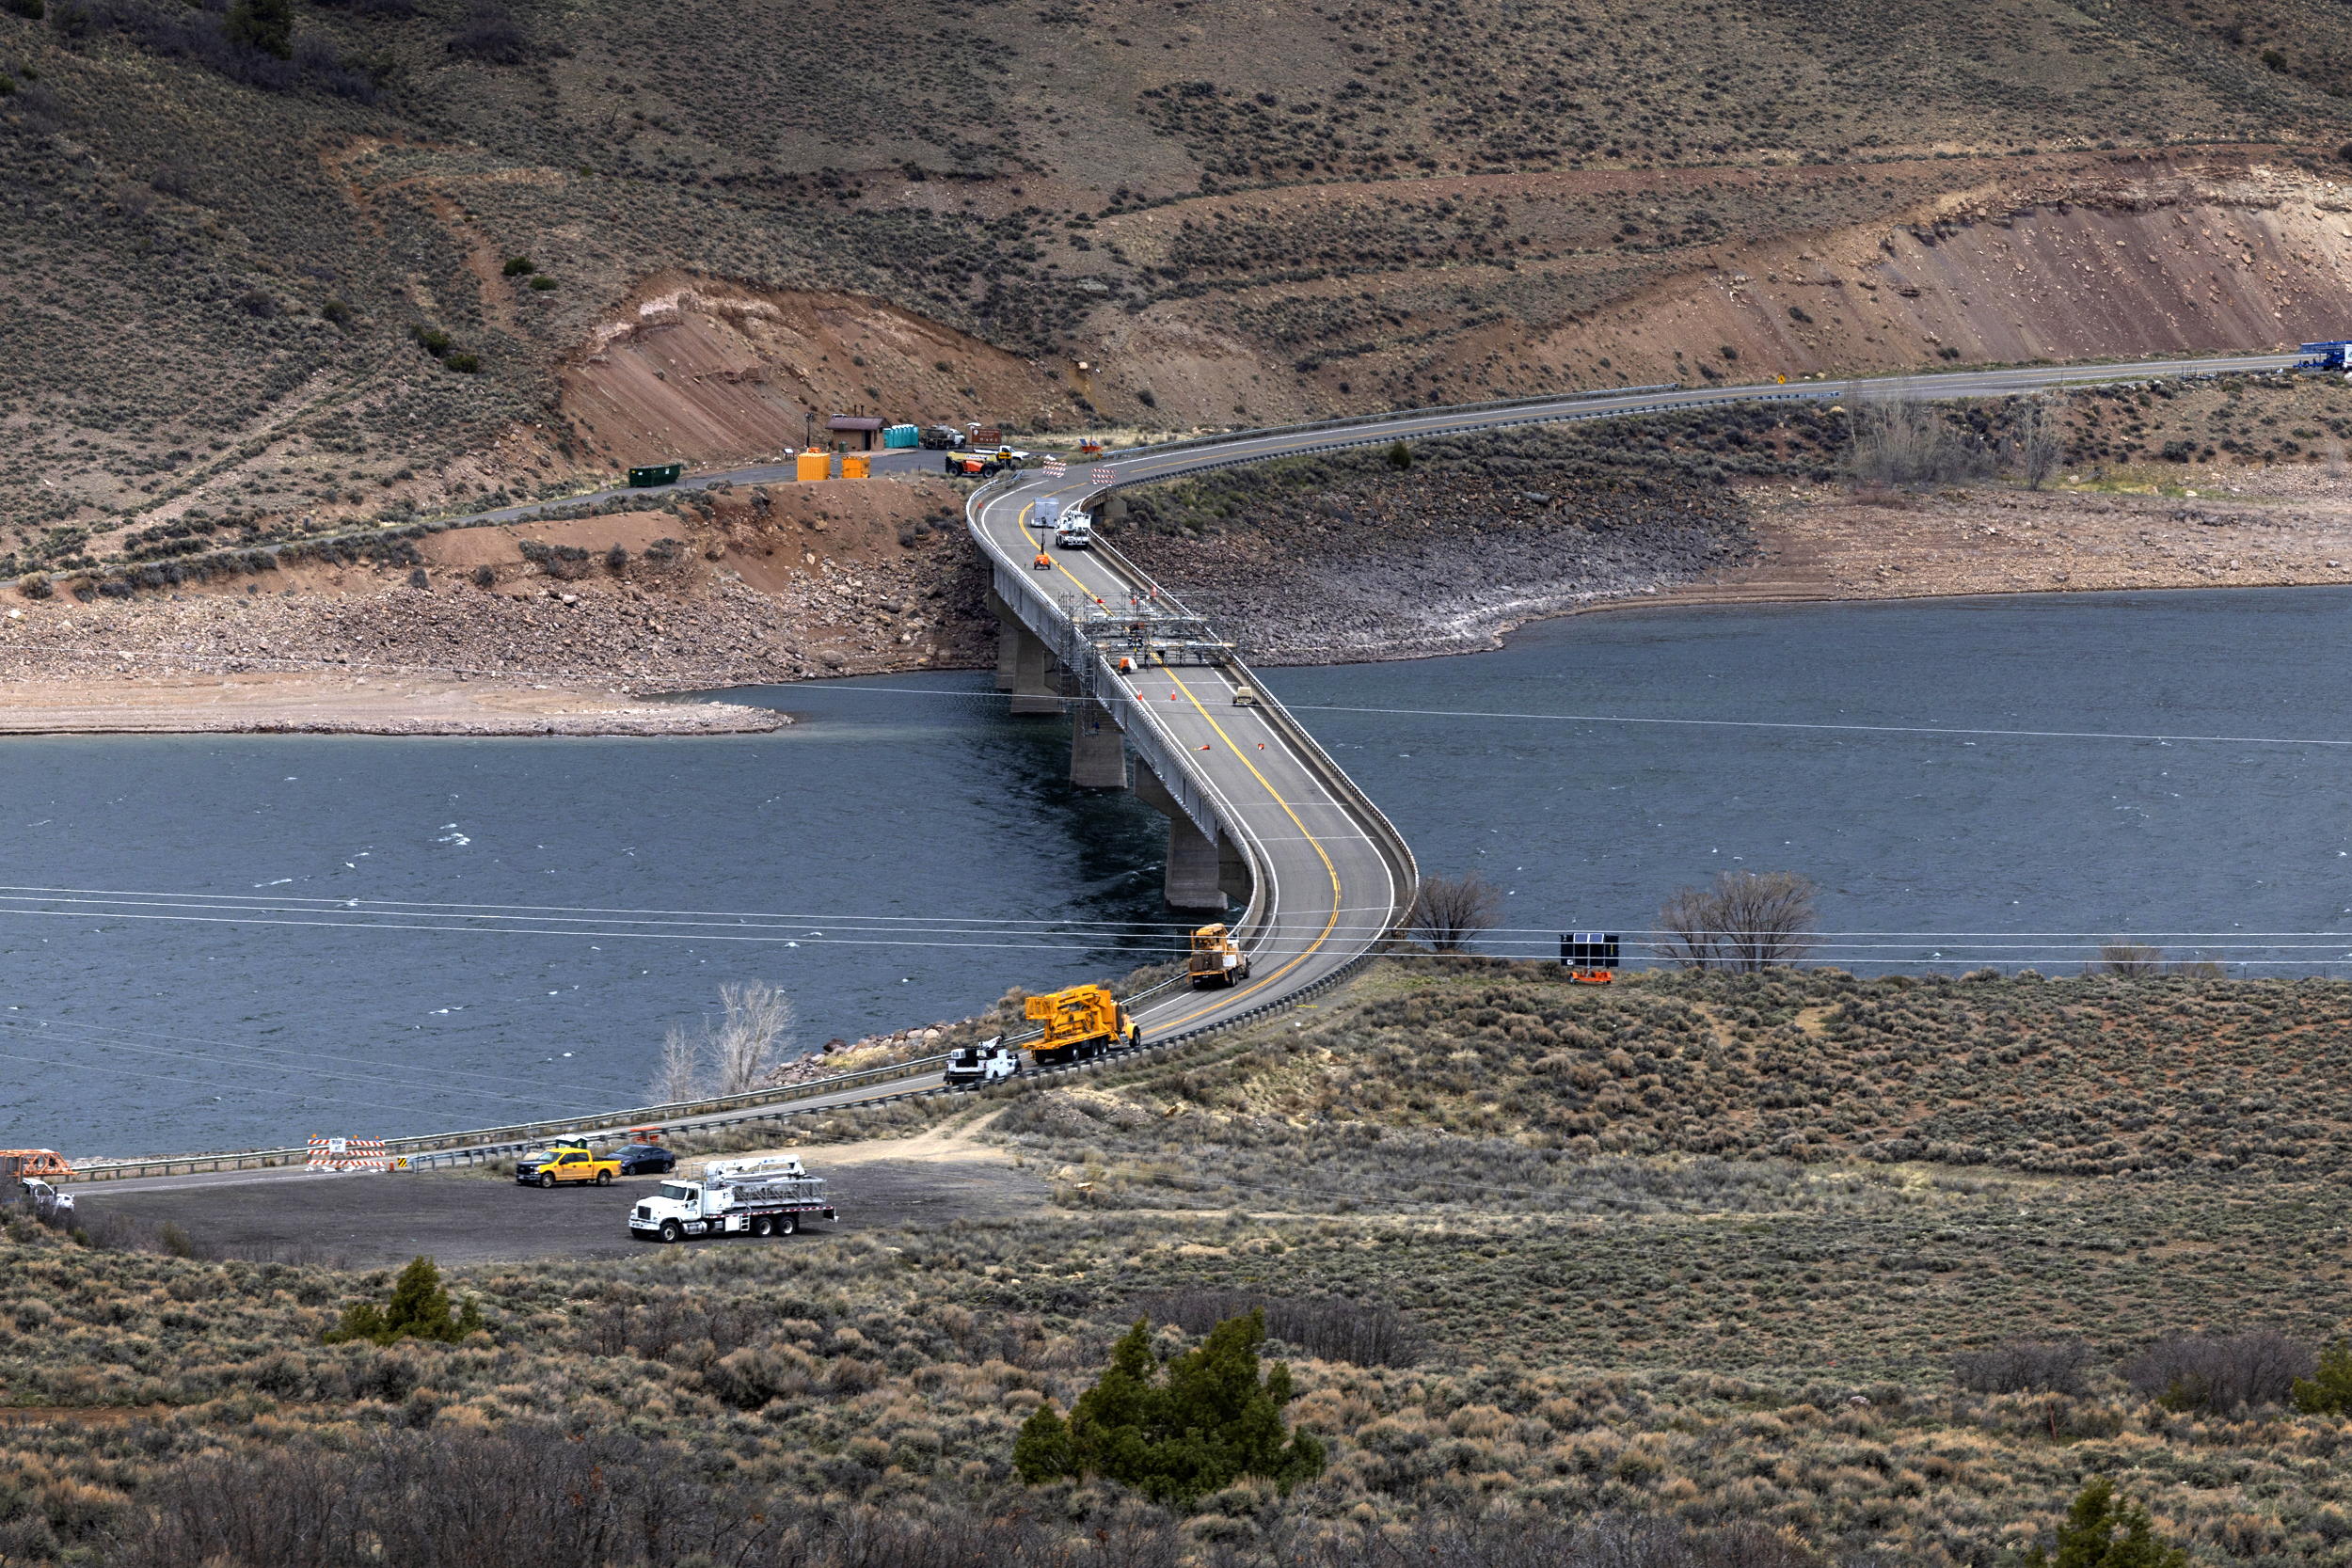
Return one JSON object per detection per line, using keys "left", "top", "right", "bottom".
{"left": 5, "top": 0, "right": 2352, "bottom": 560}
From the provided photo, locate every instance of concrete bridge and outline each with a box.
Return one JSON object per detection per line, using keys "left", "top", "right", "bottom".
{"left": 966, "top": 349, "right": 2303, "bottom": 1033}
{"left": 973, "top": 473, "right": 1419, "bottom": 1037}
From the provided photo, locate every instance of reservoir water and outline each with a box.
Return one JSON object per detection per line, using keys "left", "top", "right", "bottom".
{"left": 6, "top": 586, "right": 2350, "bottom": 1156}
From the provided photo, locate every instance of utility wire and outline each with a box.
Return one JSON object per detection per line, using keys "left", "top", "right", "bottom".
{"left": 734, "top": 682, "right": 2352, "bottom": 752}
{"left": 19, "top": 885, "right": 2349, "bottom": 943}
{"left": 0, "top": 882, "right": 1295, "bottom": 934}
{"left": 0, "top": 1018, "right": 611, "bottom": 1115}
{"left": 17, "top": 1014, "right": 601, "bottom": 1098}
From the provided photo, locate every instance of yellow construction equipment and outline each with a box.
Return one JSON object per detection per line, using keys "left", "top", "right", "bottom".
{"left": 1187, "top": 923, "right": 1250, "bottom": 989}
{"left": 1023, "top": 984, "right": 1140, "bottom": 1065}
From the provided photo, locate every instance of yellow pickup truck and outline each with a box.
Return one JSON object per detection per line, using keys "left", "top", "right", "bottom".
{"left": 515, "top": 1144, "right": 619, "bottom": 1188}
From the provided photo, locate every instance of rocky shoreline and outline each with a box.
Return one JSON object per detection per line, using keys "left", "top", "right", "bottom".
{"left": 1112, "top": 460, "right": 1756, "bottom": 663}
{"left": 8, "top": 464, "right": 2349, "bottom": 736}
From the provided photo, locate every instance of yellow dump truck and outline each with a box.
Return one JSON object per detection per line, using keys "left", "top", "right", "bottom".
{"left": 1024, "top": 984, "right": 1141, "bottom": 1065}
{"left": 1188, "top": 923, "right": 1250, "bottom": 989}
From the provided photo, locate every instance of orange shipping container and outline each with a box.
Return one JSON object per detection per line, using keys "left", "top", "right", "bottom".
{"left": 795, "top": 450, "right": 830, "bottom": 483}
{"left": 841, "top": 453, "right": 870, "bottom": 480}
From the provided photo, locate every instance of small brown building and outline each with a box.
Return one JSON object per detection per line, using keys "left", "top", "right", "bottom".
{"left": 828, "top": 415, "right": 884, "bottom": 451}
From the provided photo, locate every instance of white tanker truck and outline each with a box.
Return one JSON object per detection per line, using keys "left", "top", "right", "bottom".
{"left": 627, "top": 1153, "right": 836, "bottom": 1243}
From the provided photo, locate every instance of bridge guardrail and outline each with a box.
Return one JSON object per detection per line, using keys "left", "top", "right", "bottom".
{"left": 63, "top": 1053, "right": 952, "bottom": 1183}
{"left": 1083, "top": 532, "right": 1418, "bottom": 943}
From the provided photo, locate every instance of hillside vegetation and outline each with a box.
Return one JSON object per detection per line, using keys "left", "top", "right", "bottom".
{"left": 7, "top": 963, "right": 2352, "bottom": 1564}
{"left": 4, "top": 0, "right": 2352, "bottom": 550}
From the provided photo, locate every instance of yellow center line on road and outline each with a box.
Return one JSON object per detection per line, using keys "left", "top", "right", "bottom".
{"left": 1150, "top": 657, "right": 1343, "bottom": 1033}
{"left": 998, "top": 494, "right": 1335, "bottom": 1032}
{"left": 1012, "top": 499, "right": 1130, "bottom": 610}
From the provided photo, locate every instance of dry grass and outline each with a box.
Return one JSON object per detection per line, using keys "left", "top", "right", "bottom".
{"left": 9, "top": 964, "right": 2352, "bottom": 1563}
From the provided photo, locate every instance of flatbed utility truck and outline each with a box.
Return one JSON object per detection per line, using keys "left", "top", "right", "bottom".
{"left": 1025, "top": 984, "right": 1141, "bottom": 1065}
{"left": 18, "top": 1178, "right": 73, "bottom": 1224}
{"left": 1188, "top": 923, "right": 1250, "bottom": 989}
{"left": 628, "top": 1154, "right": 835, "bottom": 1243}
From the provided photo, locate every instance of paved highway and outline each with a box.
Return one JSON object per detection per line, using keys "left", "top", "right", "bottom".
{"left": 970, "top": 483, "right": 1408, "bottom": 1042}
{"left": 960, "top": 348, "right": 2307, "bottom": 1038}
{"left": 69, "top": 349, "right": 2316, "bottom": 1191}
{"left": 339, "top": 351, "right": 2312, "bottom": 536}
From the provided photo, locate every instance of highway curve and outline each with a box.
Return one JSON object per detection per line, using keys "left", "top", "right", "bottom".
{"left": 974, "top": 473, "right": 1409, "bottom": 1041}
{"left": 75, "top": 352, "right": 2314, "bottom": 1192}
{"left": 964, "top": 349, "right": 2305, "bottom": 1038}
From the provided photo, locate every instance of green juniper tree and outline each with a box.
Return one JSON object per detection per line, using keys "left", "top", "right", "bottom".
{"left": 223, "top": 0, "right": 293, "bottom": 60}
{"left": 323, "top": 1256, "right": 484, "bottom": 1346}
{"left": 1015, "top": 1309, "right": 1324, "bottom": 1506}
{"left": 2294, "top": 1339, "right": 2352, "bottom": 1415}
{"left": 2027, "top": 1476, "right": 2186, "bottom": 1568}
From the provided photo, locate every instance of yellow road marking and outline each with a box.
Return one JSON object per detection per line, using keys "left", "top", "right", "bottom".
{"left": 999, "top": 492, "right": 1343, "bottom": 1033}
{"left": 1010, "top": 499, "right": 1121, "bottom": 608}
{"left": 1152, "top": 657, "right": 1343, "bottom": 1031}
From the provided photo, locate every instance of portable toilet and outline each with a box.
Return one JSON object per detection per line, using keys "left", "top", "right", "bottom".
{"left": 842, "top": 453, "right": 870, "bottom": 480}
{"left": 882, "top": 423, "right": 919, "bottom": 449}
{"left": 795, "top": 449, "right": 830, "bottom": 483}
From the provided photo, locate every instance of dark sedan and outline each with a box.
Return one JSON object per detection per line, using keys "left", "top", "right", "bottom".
{"left": 616, "top": 1143, "right": 675, "bottom": 1176}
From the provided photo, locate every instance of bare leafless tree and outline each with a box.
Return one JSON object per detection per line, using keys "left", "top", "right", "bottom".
{"left": 710, "top": 981, "right": 795, "bottom": 1094}
{"left": 646, "top": 982, "right": 796, "bottom": 1102}
{"left": 1409, "top": 872, "right": 1504, "bottom": 953}
{"left": 647, "top": 1023, "right": 703, "bottom": 1105}
{"left": 1655, "top": 870, "right": 1819, "bottom": 972}
{"left": 2087, "top": 940, "right": 2163, "bottom": 977}
{"left": 1847, "top": 392, "right": 1991, "bottom": 486}
{"left": 2013, "top": 396, "right": 2062, "bottom": 490}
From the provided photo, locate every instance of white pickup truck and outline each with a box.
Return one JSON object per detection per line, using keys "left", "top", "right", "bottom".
{"left": 19, "top": 1179, "right": 74, "bottom": 1225}
{"left": 628, "top": 1154, "right": 835, "bottom": 1243}
{"left": 1031, "top": 497, "right": 1092, "bottom": 548}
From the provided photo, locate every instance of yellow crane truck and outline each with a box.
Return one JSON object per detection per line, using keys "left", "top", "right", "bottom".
{"left": 1024, "top": 984, "right": 1141, "bottom": 1065}
{"left": 1187, "top": 923, "right": 1250, "bottom": 989}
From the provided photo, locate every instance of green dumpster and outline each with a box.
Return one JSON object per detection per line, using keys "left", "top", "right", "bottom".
{"left": 628, "top": 463, "right": 683, "bottom": 488}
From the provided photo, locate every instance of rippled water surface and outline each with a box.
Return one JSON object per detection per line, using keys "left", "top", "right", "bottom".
{"left": 6, "top": 586, "right": 2349, "bottom": 1154}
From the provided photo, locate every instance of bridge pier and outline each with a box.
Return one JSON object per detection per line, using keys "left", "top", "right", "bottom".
{"left": 989, "top": 587, "right": 1063, "bottom": 714}
{"left": 1135, "top": 766, "right": 1232, "bottom": 911}
{"left": 994, "top": 620, "right": 1019, "bottom": 692}
{"left": 1070, "top": 698, "right": 1127, "bottom": 788}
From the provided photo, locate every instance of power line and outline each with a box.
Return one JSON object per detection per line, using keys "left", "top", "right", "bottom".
{"left": 18, "top": 1015, "right": 596, "bottom": 1099}
{"left": 0, "top": 905, "right": 1197, "bottom": 954}
{"left": 8, "top": 883, "right": 2350, "bottom": 943}
{"left": 0, "top": 1018, "right": 612, "bottom": 1115}
{"left": 0, "top": 882, "right": 1288, "bottom": 934}
{"left": 730, "top": 681, "right": 2352, "bottom": 752}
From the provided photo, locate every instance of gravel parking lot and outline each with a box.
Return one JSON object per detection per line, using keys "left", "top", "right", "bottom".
{"left": 72, "top": 1157, "right": 1049, "bottom": 1269}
